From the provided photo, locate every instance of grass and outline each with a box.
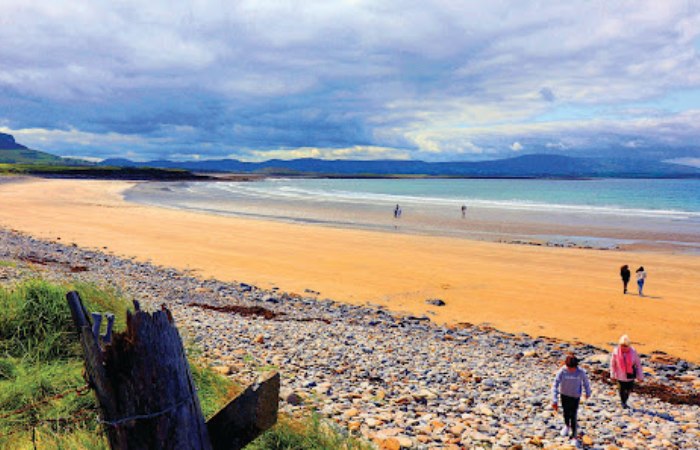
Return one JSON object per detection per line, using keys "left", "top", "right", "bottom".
{"left": 247, "top": 415, "right": 373, "bottom": 450}
{"left": 0, "top": 163, "right": 200, "bottom": 180}
{"left": 0, "top": 148, "right": 65, "bottom": 165}
{"left": 0, "top": 279, "right": 370, "bottom": 449}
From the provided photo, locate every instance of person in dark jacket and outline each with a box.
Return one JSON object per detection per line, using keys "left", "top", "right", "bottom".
{"left": 620, "top": 265, "right": 631, "bottom": 294}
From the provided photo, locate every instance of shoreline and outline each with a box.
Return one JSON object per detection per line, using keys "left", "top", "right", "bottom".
{"left": 126, "top": 178, "right": 700, "bottom": 255}
{"left": 1, "top": 177, "right": 699, "bottom": 362}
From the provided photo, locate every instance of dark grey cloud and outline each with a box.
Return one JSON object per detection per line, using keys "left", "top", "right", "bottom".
{"left": 1, "top": 1, "right": 700, "bottom": 161}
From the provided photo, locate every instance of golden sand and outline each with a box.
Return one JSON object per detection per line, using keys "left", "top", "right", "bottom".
{"left": 1, "top": 178, "right": 698, "bottom": 362}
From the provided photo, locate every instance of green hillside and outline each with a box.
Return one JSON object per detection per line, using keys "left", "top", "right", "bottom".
{"left": 0, "top": 132, "right": 66, "bottom": 164}
{"left": 0, "top": 148, "right": 66, "bottom": 164}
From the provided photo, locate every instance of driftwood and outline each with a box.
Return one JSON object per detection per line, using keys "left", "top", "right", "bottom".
{"left": 67, "top": 291, "right": 279, "bottom": 450}
{"left": 207, "top": 372, "right": 280, "bottom": 450}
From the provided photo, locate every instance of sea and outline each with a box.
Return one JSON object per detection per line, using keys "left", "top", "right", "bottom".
{"left": 125, "top": 178, "right": 700, "bottom": 253}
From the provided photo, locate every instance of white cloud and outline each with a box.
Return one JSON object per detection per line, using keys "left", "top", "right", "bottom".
{"left": 246, "top": 145, "right": 411, "bottom": 161}
{"left": 62, "top": 155, "right": 104, "bottom": 163}
{"left": 667, "top": 157, "right": 700, "bottom": 168}
{"left": 510, "top": 142, "right": 523, "bottom": 151}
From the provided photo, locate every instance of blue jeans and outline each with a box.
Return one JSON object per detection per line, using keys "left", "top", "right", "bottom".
{"left": 637, "top": 279, "right": 644, "bottom": 296}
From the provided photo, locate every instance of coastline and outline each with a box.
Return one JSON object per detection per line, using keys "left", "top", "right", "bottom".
{"left": 127, "top": 178, "right": 700, "bottom": 255}
{"left": 1, "top": 177, "right": 699, "bottom": 362}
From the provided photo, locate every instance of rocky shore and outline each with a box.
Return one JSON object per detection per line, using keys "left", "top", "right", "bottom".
{"left": 0, "top": 228, "right": 698, "bottom": 449}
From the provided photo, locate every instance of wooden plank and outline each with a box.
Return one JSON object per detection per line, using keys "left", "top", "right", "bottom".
{"left": 206, "top": 372, "right": 280, "bottom": 450}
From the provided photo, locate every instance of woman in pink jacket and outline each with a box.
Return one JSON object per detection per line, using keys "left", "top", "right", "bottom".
{"left": 610, "top": 334, "right": 644, "bottom": 409}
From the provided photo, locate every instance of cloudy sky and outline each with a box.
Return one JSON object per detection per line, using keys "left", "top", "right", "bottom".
{"left": 1, "top": 1, "right": 700, "bottom": 163}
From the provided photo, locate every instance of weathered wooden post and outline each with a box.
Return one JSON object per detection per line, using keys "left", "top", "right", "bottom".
{"left": 67, "top": 291, "right": 279, "bottom": 450}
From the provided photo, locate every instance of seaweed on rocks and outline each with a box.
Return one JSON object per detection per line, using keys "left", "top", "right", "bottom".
{"left": 188, "top": 302, "right": 281, "bottom": 319}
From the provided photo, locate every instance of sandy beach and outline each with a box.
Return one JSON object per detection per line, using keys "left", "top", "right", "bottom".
{"left": 1, "top": 177, "right": 699, "bottom": 362}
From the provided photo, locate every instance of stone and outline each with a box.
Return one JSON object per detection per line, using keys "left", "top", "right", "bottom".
{"left": 348, "top": 421, "right": 361, "bottom": 431}
{"left": 286, "top": 392, "right": 303, "bottom": 406}
{"left": 379, "top": 438, "right": 401, "bottom": 450}
{"left": 425, "top": 298, "right": 446, "bottom": 306}
{"left": 396, "top": 436, "right": 413, "bottom": 447}
{"left": 212, "top": 365, "right": 231, "bottom": 375}
{"left": 343, "top": 408, "right": 360, "bottom": 419}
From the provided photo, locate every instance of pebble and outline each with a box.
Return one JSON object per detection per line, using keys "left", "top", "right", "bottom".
{"left": 0, "top": 228, "right": 698, "bottom": 449}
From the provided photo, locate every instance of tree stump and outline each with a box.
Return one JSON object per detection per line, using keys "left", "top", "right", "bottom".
{"left": 69, "top": 292, "right": 211, "bottom": 449}
{"left": 67, "top": 291, "right": 279, "bottom": 450}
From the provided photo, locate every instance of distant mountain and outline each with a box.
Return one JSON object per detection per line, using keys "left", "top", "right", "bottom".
{"left": 100, "top": 154, "right": 700, "bottom": 178}
{"left": 0, "top": 132, "right": 66, "bottom": 164}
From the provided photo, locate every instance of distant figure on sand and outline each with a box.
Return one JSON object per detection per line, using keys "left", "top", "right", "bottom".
{"left": 620, "top": 265, "right": 631, "bottom": 294}
{"left": 461, "top": 204, "right": 467, "bottom": 218}
{"left": 610, "top": 335, "right": 643, "bottom": 409}
{"left": 635, "top": 266, "right": 647, "bottom": 296}
{"left": 393, "top": 204, "right": 402, "bottom": 219}
{"left": 551, "top": 354, "right": 591, "bottom": 444}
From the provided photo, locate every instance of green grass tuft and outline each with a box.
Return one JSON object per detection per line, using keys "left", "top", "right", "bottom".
{"left": 247, "top": 414, "right": 373, "bottom": 450}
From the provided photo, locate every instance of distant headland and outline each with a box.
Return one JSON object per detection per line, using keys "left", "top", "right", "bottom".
{"left": 2, "top": 132, "right": 699, "bottom": 179}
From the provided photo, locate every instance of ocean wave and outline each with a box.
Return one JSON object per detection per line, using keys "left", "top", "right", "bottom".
{"left": 199, "top": 181, "right": 700, "bottom": 220}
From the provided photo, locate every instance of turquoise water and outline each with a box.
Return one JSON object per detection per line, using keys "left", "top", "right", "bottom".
{"left": 205, "top": 178, "right": 700, "bottom": 218}
{"left": 127, "top": 178, "right": 700, "bottom": 251}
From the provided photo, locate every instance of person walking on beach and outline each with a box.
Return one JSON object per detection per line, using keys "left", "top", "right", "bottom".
{"left": 610, "top": 334, "right": 643, "bottom": 409}
{"left": 635, "top": 266, "right": 647, "bottom": 296}
{"left": 394, "top": 204, "right": 401, "bottom": 219}
{"left": 620, "top": 265, "right": 631, "bottom": 294}
{"left": 461, "top": 204, "right": 467, "bottom": 218}
{"left": 552, "top": 354, "right": 591, "bottom": 444}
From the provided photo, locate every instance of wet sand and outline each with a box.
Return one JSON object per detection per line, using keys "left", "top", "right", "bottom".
{"left": 1, "top": 177, "right": 699, "bottom": 362}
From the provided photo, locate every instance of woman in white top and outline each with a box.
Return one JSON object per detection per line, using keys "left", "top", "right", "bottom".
{"left": 635, "top": 266, "right": 647, "bottom": 296}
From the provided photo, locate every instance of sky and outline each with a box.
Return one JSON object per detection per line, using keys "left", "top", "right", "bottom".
{"left": 1, "top": 1, "right": 700, "bottom": 164}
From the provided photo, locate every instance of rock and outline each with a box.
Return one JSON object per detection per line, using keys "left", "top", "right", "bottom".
{"left": 377, "top": 427, "right": 404, "bottom": 437}
{"left": 365, "top": 417, "right": 380, "bottom": 427}
{"left": 396, "top": 436, "right": 412, "bottom": 447}
{"left": 211, "top": 365, "right": 231, "bottom": 375}
{"left": 378, "top": 438, "right": 401, "bottom": 450}
{"left": 478, "top": 405, "right": 495, "bottom": 417}
{"left": 586, "top": 353, "right": 610, "bottom": 364}
{"left": 413, "top": 388, "right": 437, "bottom": 401}
{"left": 343, "top": 408, "right": 360, "bottom": 419}
{"left": 261, "top": 294, "right": 279, "bottom": 303}
{"left": 286, "top": 393, "right": 303, "bottom": 406}
{"left": 425, "top": 298, "right": 446, "bottom": 306}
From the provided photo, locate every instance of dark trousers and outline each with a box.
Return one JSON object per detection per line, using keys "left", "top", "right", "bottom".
{"left": 622, "top": 279, "right": 629, "bottom": 293}
{"left": 560, "top": 394, "right": 580, "bottom": 437}
{"left": 618, "top": 380, "right": 634, "bottom": 406}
